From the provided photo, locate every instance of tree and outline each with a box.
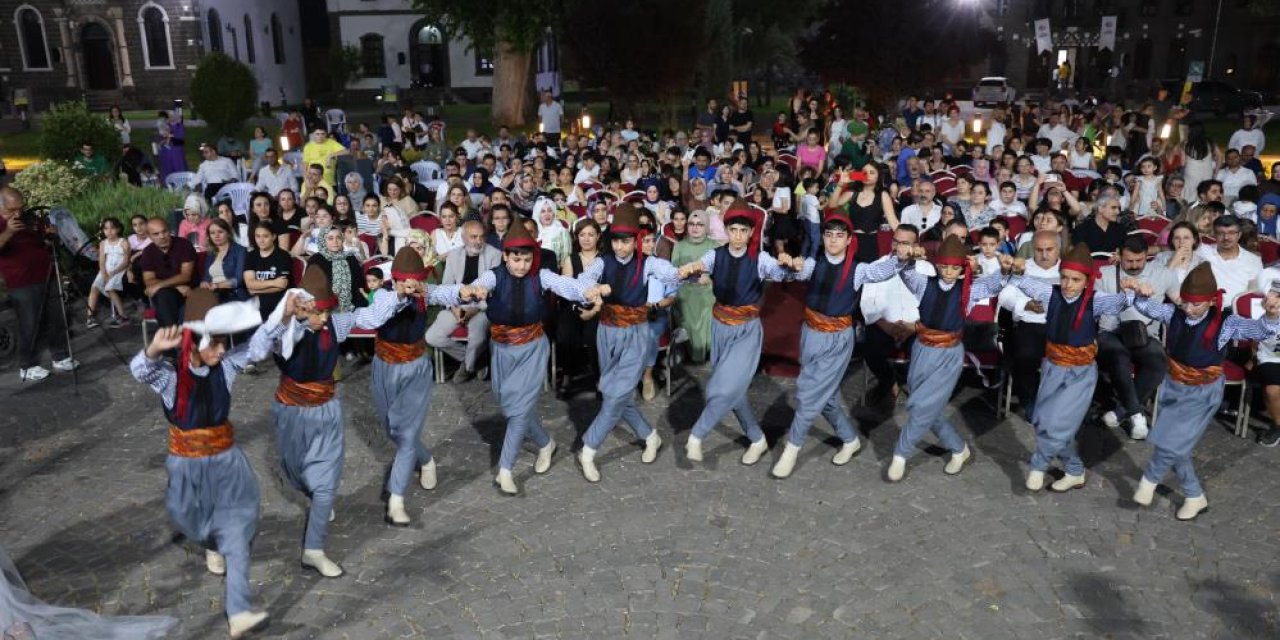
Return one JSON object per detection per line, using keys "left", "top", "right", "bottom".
{"left": 412, "top": 0, "right": 563, "bottom": 126}
{"left": 38, "top": 100, "right": 120, "bottom": 165}
{"left": 189, "top": 53, "right": 258, "bottom": 137}
{"left": 328, "top": 44, "right": 363, "bottom": 99}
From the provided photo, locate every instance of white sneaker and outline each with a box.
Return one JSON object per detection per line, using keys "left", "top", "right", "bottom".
{"left": 1025, "top": 470, "right": 1046, "bottom": 492}
{"left": 495, "top": 469, "right": 518, "bottom": 495}
{"left": 1129, "top": 414, "right": 1149, "bottom": 440}
{"left": 19, "top": 366, "right": 49, "bottom": 382}
{"left": 741, "top": 438, "right": 769, "bottom": 465}
{"left": 1050, "top": 472, "right": 1086, "bottom": 492}
{"left": 1101, "top": 411, "right": 1121, "bottom": 428}
{"left": 329, "top": 509, "right": 335, "bottom": 523}
{"left": 943, "top": 445, "right": 971, "bottom": 475}
{"left": 300, "top": 549, "right": 344, "bottom": 578}
{"left": 385, "top": 494, "right": 410, "bottom": 526}
{"left": 771, "top": 442, "right": 801, "bottom": 479}
{"left": 1133, "top": 476, "right": 1157, "bottom": 506}
{"left": 642, "top": 431, "right": 662, "bottom": 463}
{"left": 672, "top": 327, "right": 689, "bottom": 343}
{"left": 51, "top": 357, "right": 79, "bottom": 372}
{"left": 205, "top": 549, "right": 226, "bottom": 576}
{"left": 579, "top": 447, "right": 600, "bottom": 483}
{"left": 419, "top": 459, "right": 437, "bottom": 490}
{"left": 228, "top": 610, "right": 269, "bottom": 638}
{"left": 1176, "top": 495, "right": 1209, "bottom": 521}
{"left": 886, "top": 455, "right": 907, "bottom": 482}
{"left": 535, "top": 439, "right": 556, "bottom": 474}
{"left": 685, "top": 436, "right": 703, "bottom": 462}
{"left": 831, "top": 439, "right": 861, "bottom": 466}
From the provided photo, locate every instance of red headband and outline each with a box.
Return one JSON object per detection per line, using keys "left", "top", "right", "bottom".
{"left": 310, "top": 295, "right": 338, "bottom": 311}
{"left": 1059, "top": 260, "right": 1096, "bottom": 330}
{"left": 1182, "top": 288, "right": 1225, "bottom": 347}
{"left": 391, "top": 268, "right": 427, "bottom": 282}
{"left": 823, "top": 214, "right": 858, "bottom": 290}
{"left": 503, "top": 236, "right": 542, "bottom": 274}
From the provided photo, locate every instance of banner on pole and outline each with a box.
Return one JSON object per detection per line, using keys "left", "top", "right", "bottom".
{"left": 1034, "top": 19, "right": 1053, "bottom": 55}
{"left": 1099, "top": 16, "right": 1117, "bottom": 51}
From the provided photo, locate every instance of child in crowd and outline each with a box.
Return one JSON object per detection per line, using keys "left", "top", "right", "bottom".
{"left": 341, "top": 221, "right": 369, "bottom": 261}
{"left": 989, "top": 217, "right": 1017, "bottom": 255}
{"left": 991, "top": 181, "right": 1029, "bottom": 219}
{"left": 363, "top": 267, "right": 385, "bottom": 305}
{"left": 976, "top": 227, "right": 1003, "bottom": 276}
{"left": 87, "top": 217, "right": 131, "bottom": 328}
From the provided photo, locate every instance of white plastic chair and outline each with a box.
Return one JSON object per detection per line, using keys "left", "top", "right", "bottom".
{"left": 212, "top": 182, "right": 257, "bottom": 216}
{"left": 164, "top": 171, "right": 196, "bottom": 193}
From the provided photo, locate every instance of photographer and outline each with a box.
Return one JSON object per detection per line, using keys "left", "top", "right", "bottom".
{"left": 0, "top": 187, "right": 77, "bottom": 381}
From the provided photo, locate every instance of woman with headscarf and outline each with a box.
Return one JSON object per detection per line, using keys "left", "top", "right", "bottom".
{"left": 533, "top": 197, "right": 571, "bottom": 266}
{"left": 342, "top": 172, "right": 367, "bottom": 204}
{"left": 656, "top": 208, "right": 687, "bottom": 260}
{"left": 670, "top": 210, "right": 719, "bottom": 363}
{"left": 307, "top": 227, "right": 366, "bottom": 313}
{"left": 683, "top": 177, "right": 709, "bottom": 214}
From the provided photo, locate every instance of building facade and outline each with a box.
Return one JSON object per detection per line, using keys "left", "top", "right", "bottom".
{"left": 0, "top": 0, "right": 305, "bottom": 111}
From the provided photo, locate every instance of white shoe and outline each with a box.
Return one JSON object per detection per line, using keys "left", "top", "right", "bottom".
{"left": 886, "top": 455, "right": 907, "bottom": 482}
{"left": 1129, "top": 413, "right": 1149, "bottom": 440}
{"left": 944, "top": 445, "right": 971, "bottom": 475}
{"left": 642, "top": 431, "right": 662, "bottom": 463}
{"left": 419, "top": 459, "right": 437, "bottom": 490}
{"left": 831, "top": 439, "right": 861, "bottom": 466}
{"left": 641, "top": 375, "right": 656, "bottom": 401}
{"left": 385, "top": 494, "right": 410, "bottom": 526}
{"left": 205, "top": 550, "right": 226, "bottom": 576}
{"left": 685, "top": 436, "right": 703, "bottom": 462}
{"left": 1050, "top": 472, "right": 1086, "bottom": 492}
{"left": 1133, "top": 477, "right": 1157, "bottom": 506}
{"left": 1176, "top": 495, "right": 1209, "bottom": 521}
{"left": 228, "top": 610, "right": 269, "bottom": 638}
{"left": 495, "top": 469, "right": 518, "bottom": 495}
{"left": 1101, "top": 411, "right": 1121, "bottom": 428}
{"left": 535, "top": 439, "right": 556, "bottom": 474}
{"left": 771, "top": 442, "right": 801, "bottom": 479}
{"left": 51, "top": 357, "right": 79, "bottom": 372}
{"left": 579, "top": 447, "right": 600, "bottom": 483}
{"left": 301, "top": 549, "right": 344, "bottom": 578}
{"left": 741, "top": 438, "right": 769, "bottom": 465}
{"left": 1025, "top": 470, "right": 1046, "bottom": 492}
{"left": 19, "top": 366, "right": 49, "bottom": 382}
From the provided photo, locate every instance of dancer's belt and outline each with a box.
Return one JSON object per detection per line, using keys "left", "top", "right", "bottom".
{"left": 1168, "top": 358, "right": 1222, "bottom": 386}
{"left": 491, "top": 323, "right": 545, "bottom": 345}
{"left": 915, "top": 323, "right": 961, "bottom": 348}
{"left": 275, "top": 376, "right": 335, "bottom": 407}
{"left": 600, "top": 304, "right": 648, "bottom": 328}
{"left": 804, "top": 307, "right": 853, "bottom": 332}
{"left": 375, "top": 338, "right": 426, "bottom": 363}
{"left": 1045, "top": 341, "right": 1098, "bottom": 367}
{"left": 169, "top": 422, "right": 234, "bottom": 458}
{"left": 712, "top": 303, "right": 760, "bottom": 326}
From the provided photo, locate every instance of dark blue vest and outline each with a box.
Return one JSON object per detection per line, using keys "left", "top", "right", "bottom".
{"left": 919, "top": 277, "right": 964, "bottom": 332}
{"left": 163, "top": 364, "right": 231, "bottom": 429}
{"left": 1167, "top": 308, "right": 1227, "bottom": 367}
{"left": 600, "top": 252, "right": 647, "bottom": 307}
{"left": 274, "top": 317, "right": 340, "bottom": 382}
{"left": 486, "top": 265, "right": 545, "bottom": 326}
{"left": 1045, "top": 286, "right": 1098, "bottom": 346}
{"left": 377, "top": 283, "right": 427, "bottom": 343}
{"left": 804, "top": 255, "right": 860, "bottom": 317}
{"left": 712, "top": 246, "right": 764, "bottom": 306}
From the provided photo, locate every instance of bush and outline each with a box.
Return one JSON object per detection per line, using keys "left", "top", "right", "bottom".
{"left": 10, "top": 160, "right": 93, "bottom": 209}
{"left": 190, "top": 53, "right": 258, "bottom": 138}
{"left": 39, "top": 100, "right": 121, "bottom": 165}
{"left": 64, "top": 182, "right": 183, "bottom": 234}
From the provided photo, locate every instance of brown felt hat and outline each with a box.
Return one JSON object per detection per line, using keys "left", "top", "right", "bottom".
{"left": 391, "top": 245, "right": 427, "bottom": 281}
{"left": 935, "top": 235, "right": 968, "bottom": 266}
{"left": 1180, "top": 262, "right": 1219, "bottom": 302}
{"left": 302, "top": 265, "right": 338, "bottom": 310}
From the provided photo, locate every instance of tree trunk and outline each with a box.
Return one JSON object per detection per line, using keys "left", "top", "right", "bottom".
{"left": 491, "top": 41, "right": 533, "bottom": 127}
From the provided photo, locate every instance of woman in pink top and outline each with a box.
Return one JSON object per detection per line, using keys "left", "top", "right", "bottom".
{"left": 796, "top": 129, "right": 826, "bottom": 174}
{"left": 176, "top": 193, "right": 211, "bottom": 250}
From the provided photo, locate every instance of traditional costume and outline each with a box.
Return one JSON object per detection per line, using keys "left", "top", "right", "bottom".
{"left": 1014, "top": 243, "right": 1131, "bottom": 492}
{"left": 371, "top": 247, "right": 465, "bottom": 525}
{"left": 771, "top": 214, "right": 903, "bottom": 478}
{"left": 577, "top": 203, "right": 682, "bottom": 482}
{"left": 129, "top": 290, "right": 270, "bottom": 638}
{"left": 888, "top": 236, "right": 1008, "bottom": 482}
{"left": 1131, "top": 265, "right": 1280, "bottom": 519}
{"left": 261, "top": 268, "right": 404, "bottom": 575}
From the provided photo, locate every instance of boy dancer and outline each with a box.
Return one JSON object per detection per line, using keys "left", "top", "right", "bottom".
{"left": 1129, "top": 266, "right": 1280, "bottom": 519}
{"left": 677, "top": 200, "right": 795, "bottom": 465}
{"left": 576, "top": 203, "right": 682, "bottom": 482}
{"left": 130, "top": 290, "right": 270, "bottom": 638}
{"left": 771, "top": 213, "right": 903, "bottom": 479}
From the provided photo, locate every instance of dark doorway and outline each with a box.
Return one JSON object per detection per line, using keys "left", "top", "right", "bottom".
{"left": 81, "top": 23, "right": 117, "bottom": 90}
{"left": 409, "top": 21, "right": 448, "bottom": 88}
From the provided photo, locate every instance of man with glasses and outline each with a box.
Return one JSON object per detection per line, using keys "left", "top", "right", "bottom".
{"left": 1196, "top": 215, "right": 1261, "bottom": 303}
{"left": 861, "top": 224, "right": 927, "bottom": 403}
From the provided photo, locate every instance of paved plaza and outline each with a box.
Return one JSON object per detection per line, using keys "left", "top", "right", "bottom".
{"left": 0, "top": 330, "right": 1277, "bottom": 639}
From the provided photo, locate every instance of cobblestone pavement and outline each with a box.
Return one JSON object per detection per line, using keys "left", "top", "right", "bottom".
{"left": 1, "top": 329, "right": 1277, "bottom": 639}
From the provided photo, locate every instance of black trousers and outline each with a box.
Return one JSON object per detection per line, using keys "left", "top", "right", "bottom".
{"left": 1010, "top": 322, "right": 1047, "bottom": 408}
{"left": 150, "top": 287, "right": 185, "bottom": 328}
{"left": 1097, "top": 331, "right": 1168, "bottom": 418}
{"left": 556, "top": 304, "right": 598, "bottom": 380}
{"left": 10, "top": 281, "right": 69, "bottom": 368}
{"left": 862, "top": 323, "right": 909, "bottom": 390}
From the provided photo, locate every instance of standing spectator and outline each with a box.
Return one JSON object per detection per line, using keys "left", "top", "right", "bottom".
{"left": 301, "top": 98, "right": 324, "bottom": 134}
{"left": 728, "top": 97, "right": 755, "bottom": 144}
{"left": 302, "top": 129, "right": 349, "bottom": 187}
{"left": 696, "top": 98, "right": 719, "bottom": 137}
{"left": 1179, "top": 121, "right": 1222, "bottom": 197}
{"left": 1216, "top": 149, "right": 1258, "bottom": 205}
{"left": 537, "top": 91, "right": 564, "bottom": 147}
{"left": 282, "top": 110, "right": 305, "bottom": 151}
{"left": 139, "top": 217, "right": 197, "bottom": 328}
{"left": 108, "top": 105, "right": 131, "bottom": 145}
{"left": 155, "top": 110, "right": 188, "bottom": 180}
{"left": 189, "top": 143, "right": 239, "bottom": 200}
{"left": 0, "top": 187, "right": 77, "bottom": 381}
{"left": 901, "top": 96, "right": 924, "bottom": 131}
{"left": 247, "top": 126, "right": 273, "bottom": 174}
{"left": 1228, "top": 114, "right": 1266, "bottom": 153}
{"left": 1000, "top": 230, "right": 1061, "bottom": 414}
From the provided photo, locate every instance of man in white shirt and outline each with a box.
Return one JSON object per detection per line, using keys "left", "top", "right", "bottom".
{"left": 573, "top": 153, "right": 601, "bottom": 186}
{"left": 1197, "top": 214, "right": 1262, "bottom": 302}
{"left": 425, "top": 220, "right": 502, "bottom": 382}
{"left": 253, "top": 148, "right": 296, "bottom": 196}
{"left": 899, "top": 178, "right": 941, "bottom": 234}
{"left": 991, "top": 181, "right": 1029, "bottom": 219}
{"left": 860, "top": 224, "right": 931, "bottom": 401}
{"left": 985, "top": 108, "right": 1007, "bottom": 156}
{"left": 1036, "top": 113, "right": 1078, "bottom": 152}
{"left": 537, "top": 91, "right": 564, "bottom": 146}
{"left": 1000, "top": 230, "right": 1060, "bottom": 414}
{"left": 1215, "top": 149, "right": 1258, "bottom": 204}
{"left": 190, "top": 143, "right": 240, "bottom": 200}
{"left": 1227, "top": 114, "right": 1266, "bottom": 153}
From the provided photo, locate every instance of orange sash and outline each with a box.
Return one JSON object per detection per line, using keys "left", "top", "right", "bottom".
{"left": 803, "top": 307, "right": 853, "bottom": 332}
{"left": 915, "top": 322, "right": 961, "bottom": 348}
{"left": 1045, "top": 341, "right": 1098, "bottom": 367}
{"left": 491, "top": 323, "right": 545, "bottom": 345}
{"left": 375, "top": 338, "right": 427, "bottom": 363}
{"left": 168, "top": 422, "right": 234, "bottom": 458}
{"left": 275, "top": 376, "right": 335, "bottom": 407}
{"left": 1167, "top": 358, "right": 1222, "bottom": 386}
{"left": 712, "top": 303, "right": 761, "bottom": 326}
{"left": 601, "top": 304, "right": 648, "bottom": 328}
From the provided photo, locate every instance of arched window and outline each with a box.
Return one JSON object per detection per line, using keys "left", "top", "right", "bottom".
{"left": 138, "top": 3, "right": 173, "bottom": 69}
{"left": 243, "top": 15, "right": 255, "bottom": 63}
{"left": 207, "top": 8, "right": 223, "bottom": 53}
{"left": 271, "top": 13, "right": 285, "bottom": 64}
{"left": 15, "top": 5, "right": 51, "bottom": 70}
{"left": 360, "top": 34, "right": 386, "bottom": 78}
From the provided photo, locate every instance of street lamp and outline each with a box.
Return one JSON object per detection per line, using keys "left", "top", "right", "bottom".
{"left": 971, "top": 115, "right": 983, "bottom": 143}
{"left": 279, "top": 135, "right": 290, "bottom": 151}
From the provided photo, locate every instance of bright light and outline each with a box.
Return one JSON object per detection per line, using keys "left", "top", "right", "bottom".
{"left": 279, "top": 135, "right": 290, "bottom": 151}
{"left": 538, "top": 122, "right": 544, "bottom": 134}
{"left": 581, "top": 114, "right": 591, "bottom": 130}
{"left": 972, "top": 117, "right": 982, "bottom": 134}
{"left": 1160, "top": 123, "right": 1172, "bottom": 139}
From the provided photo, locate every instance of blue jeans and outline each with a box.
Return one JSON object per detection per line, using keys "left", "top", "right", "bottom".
{"left": 802, "top": 220, "right": 821, "bottom": 258}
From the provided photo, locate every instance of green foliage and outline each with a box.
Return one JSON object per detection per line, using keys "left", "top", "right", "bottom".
{"left": 10, "top": 161, "right": 93, "bottom": 209}
{"left": 190, "top": 53, "right": 259, "bottom": 138}
{"left": 38, "top": 101, "right": 121, "bottom": 165}
{"left": 329, "top": 45, "right": 364, "bottom": 91}
{"left": 64, "top": 182, "right": 183, "bottom": 234}
{"left": 411, "top": 0, "right": 563, "bottom": 53}
{"left": 828, "top": 83, "right": 865, "bottom": 110}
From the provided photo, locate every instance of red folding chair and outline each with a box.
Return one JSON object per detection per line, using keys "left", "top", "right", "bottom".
{"left": 1260, "top": 238, "right": 1280, "bottom": 266}
{"left": 410, "top": 213, "right": 441, "bottom": 234}
{"left": 358, "top": 233, "right": 379, "bottom": 258}
{"left": 876, "top": 229, "right": 894, "bottom": 257}
{"left": 962, "top": 296, "right": 1007, "bottom": 414}
{"left": 568, "top": 204, "right": 587, "bottom": 219}
{"left": 1136, "top": 216, "right": 1170, "bottom": 237}
{"left": 623, "top": 190, "right": 646, "bottom": 203}
{"left": 1005, "top": 215, "right": 1027, "bottom": 239}
{"left": 1229, "top": 292, "right": 1264, "bottom": 437}
{"left": 777, "top": 153, "right": 799, "bottom": 174}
